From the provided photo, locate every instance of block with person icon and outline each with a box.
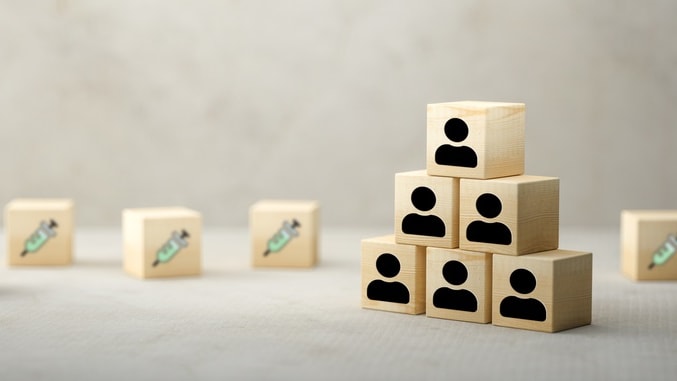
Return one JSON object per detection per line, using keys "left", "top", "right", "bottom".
{"left": 460, "top": 175, "right": 559, "bottom": 256}
{"left": 395, "top": 170, "right": 460, "bottom": 249}
{"left": 426, "top": 101, "right": 525, "bottom": 179}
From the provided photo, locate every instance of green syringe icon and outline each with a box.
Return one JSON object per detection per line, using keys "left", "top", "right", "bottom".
{"left": 648, "top": 233, "right": 677, "bottom": 269}
{"left": 21, "top": 219, "right": 58, "bottom": 256}
{"left": 152, "top": 230, "right": 189, "bottom": 267}
{"left": 263, "top": 219, "right": 300, "bottom": 256}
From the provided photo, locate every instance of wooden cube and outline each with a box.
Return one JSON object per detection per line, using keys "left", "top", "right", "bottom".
{"left": 122, "top": 207, "right": 202, "bottom": 279}
{"left": 5, "top": 199, "right": 74, "bottom": 266}
{"left": 621, "top": 210, "right": 677, "bottom": 281}
{"left": 492, "top": 249, "right": 592, "bottom": 333}
{"left": 362, "top": 235, "right": 426, "bottom": 314}
{"left": 395, "top": 170, "right": 460, "bottom": 249}
{"left": 250, "top": 200, "right": 320, "bottom": 268}
{"left": 426, "top": 248, "right": 492, "bottom": 323}
{"left": 460, "top": 175, "right": 559, "bottom": 255}
{"left": 427, "top": 101, "right": 525, "bottom": 179}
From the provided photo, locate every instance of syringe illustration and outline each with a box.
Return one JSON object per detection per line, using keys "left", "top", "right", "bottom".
{"left": 152, "top": 230, "right": 189, "bottom": 267}
{"left": 21, "top": 219, "right": 58, "bottom": 256}
{"left": 648, "top": 233, "right": 677, "bottom": 269}
{"left": 263, "top": 219, "right": 301, "bottom": 256}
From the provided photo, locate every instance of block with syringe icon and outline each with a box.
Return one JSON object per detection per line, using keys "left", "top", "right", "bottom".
{"left": 250, "top": 200, "right": 320, "bottom": 268}
{"left": 122, "top": 207, "right": 202, "bottom": 279}
{"left": 621, "top": 210, "right": 677, "bottom": 281}
{"left": 5, "top": 199, "right": 74, "bottom": 266}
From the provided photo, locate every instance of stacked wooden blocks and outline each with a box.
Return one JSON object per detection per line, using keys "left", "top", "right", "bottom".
{"left": 361, "top": 101, "right": 593, "bottom": 332}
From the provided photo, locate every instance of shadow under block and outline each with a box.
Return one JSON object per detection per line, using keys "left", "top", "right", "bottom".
{"left": 122, "top": 207, "right": 202, "bottom": 279}
{"left": 460, "top": 175, "right": 559, "bottom": 256}
{"left": 492, "top": 250, "right": 592, "bottom": 333}
{"left": 395, "top": 170, "right": 460, "bottom": 249}
{"left": 426, "top": 101, "right": 525, "bottom": 179}
{"left": 361, "top": 235, "right": 426, "bottom": 314}
{"left": 621, "top": 210, "right": 677, "bottom": 281}
{"left": 250, "top": 200, "right": 320, "bottom": 268}
{"left": 426, "top": 248, "right": 492, "bottom": 323}
{"left": 5, "top": 199, "right": 74, "bottom": 266}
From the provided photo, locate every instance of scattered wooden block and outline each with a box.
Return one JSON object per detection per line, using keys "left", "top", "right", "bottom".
{"left": 427, "top": 101, "right": 525, "bottom": 179}
{"left": 621, "top": 210, "right": 677, "bottom": 281}
{"left": 426, "top": 247, "right": 492, "bottom": 323}
{"left": 492, "top": 249, "right": 592, "bottom": 333}
{"left": 122, "top": 207, "right": 202, "bottom": 279}
{"left": 394, "top": 169, "right": 460, "bottom": 249}
{"left": 5, "top": 199, "right": 74, "bottom": 266}
{"left": 250, "top": 200, "right": 320, "bottom": 268}
{"left": 362, "top": 235, "right": 426, "bottom": 314}
{"left": 460, "top": 175, "right": 559, "bottom": 255}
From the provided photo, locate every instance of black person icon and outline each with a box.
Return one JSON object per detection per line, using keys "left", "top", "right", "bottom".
{"left": 434, "top": 118, "right": 478, "bottom": 168}
{"left": 499, "top": 268, "right": 546, "bottom": 321}
{"left": 432, "top": 260, "right": 478, "bottom": 312}
{"left": 366, "top": 253, "right": 410, "bottom": 304}
{"left": 401, "top": 186, "right": 446, "bottom": 238}
{"left": 466, "top": 193, "right": 512, "bottom": 245}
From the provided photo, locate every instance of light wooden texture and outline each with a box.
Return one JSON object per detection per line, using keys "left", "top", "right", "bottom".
{"left": 426, "top": 101, "right": 525, "bottom": 179}
{"left": 250, "top": 200, "right": 319, "bottom": 268}
{"left": 394, "top": 169, "right": 460, "bottom": 248}
{"left": 361, "top": 235, "right": 426, "bottom": 314}
{"left": 426, "top": 247, "right": 492, "bottom": 323}
{"left": 5, "top": 198, "right": 74, "bottom": 266}
{"left": 460, "top": 175, "right": 559, "bottom": 255}
{"left": 492, "top": 249, "right": 592, "bottom": 333}
{"left": 122, "top": 207, "right": 202, "bottom": 279}
{"left": 621, "top": 210, "right": 677, "bottom": 281}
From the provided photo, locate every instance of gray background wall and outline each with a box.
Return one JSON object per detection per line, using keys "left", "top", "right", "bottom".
{"left": 0, "top": 0, "right": 674, "bottom": 228}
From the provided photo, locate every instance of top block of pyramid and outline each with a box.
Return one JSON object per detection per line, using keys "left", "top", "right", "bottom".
{"left": 427, "top": 101, "right": 525, "bottom": 179}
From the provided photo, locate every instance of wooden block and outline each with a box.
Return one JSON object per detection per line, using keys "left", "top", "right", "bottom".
{"left": 394, "top": 170, "right": 460, "bottom": 249}
{"left": 427, "top": 101, "right": 525, "bottom": 179}
{"left": 5, "top": 199, "right": 74, "bottom": 266}
{"left": 122, "top": 207, "right": 202, "bottom": 279}
{"left": 621, "top": 210, "right": 677, "bottom": 281}
{"left": 361, "top": 235, "right": 426, "bottom": 314}
{"left": 426, "top": 248, "right": 492, "bottom": 323}
{"left": 460, "top": 175, "right": 559, "bottom": 255}
{"left": 492, "top": 250, "right": 592, "bottom": 333}
{"left": 250, "top": 200, "right": 320, "bottom": 268}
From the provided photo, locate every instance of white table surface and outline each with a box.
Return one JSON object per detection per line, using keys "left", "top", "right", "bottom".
{"left": 0, "top": 227, "right": 676, "bottom": 381}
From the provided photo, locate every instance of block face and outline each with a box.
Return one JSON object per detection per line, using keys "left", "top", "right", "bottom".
{"left": 621, "top": 210, "right": 677, "bottom": 280}
{"left": 460, "top": 175, "right": 559, "bottom": 255}
{"left": 426, "top": 101, "right": 525, "bottom": 179}
{"left": 362, "top": 235, "right": 426, "bottom": 314}
{"left": 250, "top": 200, "right": 319, "bottom": 268}
{"left": 5, "top": 199, "right": 74, "bottom": 266}
{"left": 492, "top": 250, "right": 592, "bottom": 333}
{"left": 426, "top": 248, "right": 492, "bottom": 323}
{"left": 122, "top": 207, "right": 202, "bottom": 279}
{"left": 394, "top": 170, "right": 460, "bottom": 249}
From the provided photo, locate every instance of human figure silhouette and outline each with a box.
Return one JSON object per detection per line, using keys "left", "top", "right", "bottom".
{"left": 499, "top": 268, "right": 546, "bottom": 321}
{"left": 432, "top": 260, "right": 478, "bottom": 312}
{"left": 402, "top": 186, "right": 446, "bottom": 237}
{"left": 466, "top": 193, "right": 512, "bottom": 245}
{"left": 434, "top": 117, "right": 478, "bottom": 168}
{"left": 367, "top": 253, "right": 410, "bottom": 304}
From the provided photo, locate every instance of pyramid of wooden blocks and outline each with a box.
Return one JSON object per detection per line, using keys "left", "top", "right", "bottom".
{"left": 5, "top": 199, "right": 74, "bottom": 266}
{"left": 426, "top": 101, "right": 525, "bottom": 179}
{"left": 621, "top": 210, "right": 677, "bottom": 281}
{"left": 492, "top": 250, "right": 592, "bottom": 332}
{"left": 460, "top": 175, "right": 560, "bottom": 255}
{"left": 122, "top": 207, "right": 202, "bottom": 279}
{"left": 361, "top": 235, "right": 426, "bottom": 314}
{"left": 250, "top": 200, "right": 320, "bottom": 268}
{"left": 426, "top": 247, "right": 492, "bottom": 323}
{"left": 394, "top": 170, "right": 459, "bottom": 248}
